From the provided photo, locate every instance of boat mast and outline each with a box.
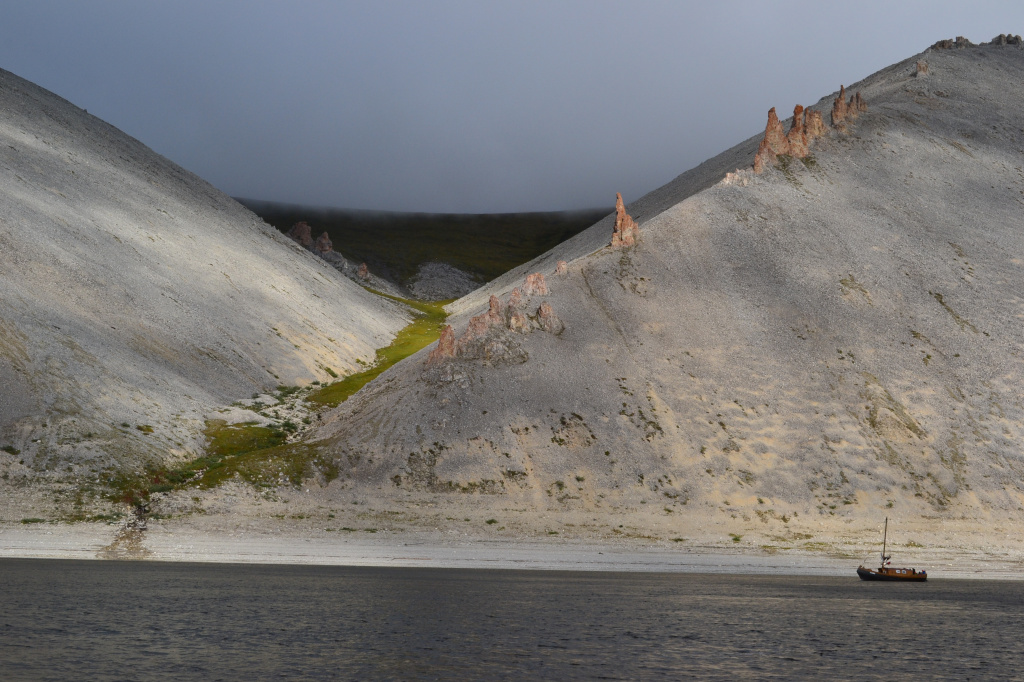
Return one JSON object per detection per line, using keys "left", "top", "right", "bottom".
{"left": 881, "top": 517, "right": 888, "bottom": 566}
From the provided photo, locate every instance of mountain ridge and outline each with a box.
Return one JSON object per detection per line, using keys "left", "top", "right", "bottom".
{"left": 295, "top": 41, "right": 1024, "bottom": 543}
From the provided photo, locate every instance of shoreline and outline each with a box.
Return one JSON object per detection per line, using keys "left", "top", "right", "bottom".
{"left": 3, "top": 523, "right": 1022, "bottom": 580}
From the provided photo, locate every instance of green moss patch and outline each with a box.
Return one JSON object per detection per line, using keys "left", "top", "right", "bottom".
{"left": 106, "top": 420, "right": 339, "bottom": 505}
{"left": 306, "top": 294, "right": 451, "bottom": 408}
{"left": 101, "top": 293, "right": 450, "bottom": 507}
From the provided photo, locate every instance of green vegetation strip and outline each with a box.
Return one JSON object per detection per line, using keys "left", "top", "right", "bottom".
{"left": 306, "top": 292, "right": 452, "bottom": 408}
{"left": 106, "top": 294, "right": 450, "bottom": 507}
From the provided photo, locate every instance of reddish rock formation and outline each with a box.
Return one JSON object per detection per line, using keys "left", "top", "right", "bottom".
{"left": 832, "top": 85, "right": 849, "bottom": 127}
{"left": 536, "top": 302, "right": 564, "bottom": 334}
{"left": 753, "top": 138, "right": 775, "bottom": 175}
{"left": 522, "top": 273, "right": 549, "bottom": 296}
{"left": 507, "top": 288, "right": 524, "bottom": 310}
{"left": 805, "top": 110, "right": 826, "bottom": 140}
{"left": 314, "top": 231, "right": 333, "bottom": 254}
{"left": 555, "top": 260, "right": 568, "bottom": 276}
{"left": 357, "top": 263, "right": 370, "bottom": 280}
{"left": 462, "top": 314, "right": 494, "bottom": 343}
{"left": 486, "top": 295, "right": 504, "bottom": 325}
{"left": 610, "top": 193, "right": 639, "bottom": 247}
{"left": 754, "top": 85, "right": 868, "bottom": 173}
{"left": 763, "top": 107, "right": 790, "bottom": 155}
{"left": 507, "top": 311, "right": 531, "bottom": 334}
{"left": 427, "top": 325, "right": 456, "bottom": 364}
{"left": 454, "top": 295, "right": 508, "bottom": 351}
{"left": 753, "top": 85, "right": 868, "bottom": 173}
{"left": 287, "top": 221, "right": 313, "bottom": 247}
{"left": 786, "top": 105, "right": 808, "bottom": 158}
{"left": 754, "top": 107, "right": 800, "bottom": 174}
{"left": 915, "top": 60, "right": 930, "bottom": 77}
{"left": 433, "top": 287, "right": 565, "bottom": 363}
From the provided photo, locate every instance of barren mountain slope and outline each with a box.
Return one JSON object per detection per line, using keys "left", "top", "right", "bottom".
{"left": 311, "top": 43, "right": 1024, "bottom": 533}
{"left": 0, "top": 68, "right": 409, "bottom": 474}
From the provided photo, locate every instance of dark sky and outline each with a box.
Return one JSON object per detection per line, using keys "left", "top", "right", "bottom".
{"left": 3, "top": 1, "right": 1022, "bottom": 213}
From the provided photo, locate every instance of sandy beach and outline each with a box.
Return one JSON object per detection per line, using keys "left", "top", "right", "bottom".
{"left": 3, "top": 520, "right": 1022, "bottom": 580}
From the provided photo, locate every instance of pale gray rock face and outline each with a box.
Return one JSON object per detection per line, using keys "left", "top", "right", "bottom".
{"left": 0, "top": 68, "right": 409, "bottom": 472}
{"left": 312, "top": 45, "right": 1024, "bottom": 526}
{"left": 0, "top": 362, "right": 35, "bottom": 431}
{"left": 408, "top": 262, "right": 481, "bottom": 301}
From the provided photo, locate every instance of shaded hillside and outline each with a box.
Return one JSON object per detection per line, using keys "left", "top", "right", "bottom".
{"left": 237, "top": 200, "right": 605, "bottom": 286}
{"left": 0, "top": 67, "right": 409, "bottom": 477}
{"left": 306, "top": 41, "right": 1024, "bottom": 537}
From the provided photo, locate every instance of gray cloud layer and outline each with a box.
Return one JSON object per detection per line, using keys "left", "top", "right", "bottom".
{"left": 3, "top": 1, "right": 1022, "bottom": 212}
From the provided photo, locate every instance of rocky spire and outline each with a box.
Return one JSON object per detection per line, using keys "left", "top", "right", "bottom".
{"left": 754, "top": 107, "right": 797, "bottom": 174}
{"left": 754, "top": 86, "right": 867, "bottom": 174}
{"left": 507, "top": 288, "right": 524, "bottom": 310}
{"left": 805, "top": 110, "right": 826, "bottom": 140}
{"left": 536, "top": 302, "right": 564, "bottom": 334}
{"left": 786, "top": 105, "right": 808, "bottom": 158}
{"left": 427, "top": 325, "right": 456, "bottom": 364}
{"left": 287, "top": 221, "right": 313, "bottom": 248}
{"left": 611, "top": 193, "right": 639, "bottom": 247}
{"left": 832, "top": 85, "right": 849, "bottom": 128}
{"left": 522, "top": 273, "right": 549, "bottom": 296}
{"left": 764, "top": 107, "right": 790, "bottom": 155}
{"left": 314, "top": 231, "right": 333, "bottom": 255}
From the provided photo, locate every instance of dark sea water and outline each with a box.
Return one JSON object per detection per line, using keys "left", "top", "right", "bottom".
{"left": 1, "top": 559, "right": 1021, "bottom": 680}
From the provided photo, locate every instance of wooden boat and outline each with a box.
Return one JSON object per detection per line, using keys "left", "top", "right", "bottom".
{"left": 857, "top": 517, "right": 927, "bottom": 581}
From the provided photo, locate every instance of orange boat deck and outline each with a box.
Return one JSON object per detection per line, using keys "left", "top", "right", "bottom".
{"left": 857, "top": 565, "right": 927, "bottom": 581}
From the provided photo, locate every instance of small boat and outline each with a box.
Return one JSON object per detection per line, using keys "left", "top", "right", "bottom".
{"left": 857, "top": 517, "right": 927, "bottom": 581}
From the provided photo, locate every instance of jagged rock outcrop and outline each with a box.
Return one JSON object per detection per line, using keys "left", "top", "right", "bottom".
{"left": 805, "top": 109, "right": 826, "bottom": 139}
{"left": 427, "top": 277, "right": 565, "bottom": 365}
{"left": 314, "top": 231, "right": 333, "bottom": 255}
{"left": 357, "top": 263, "right": 370, "bottom": 280}
{"left": 426, "top": 325, "right": 457, "bottom": 364}
{"left": 522, "top": 273, "right": 549, "bottom": 296}
{"left": 536, "top": 302, "right": 564, "bottom": 334}
{"left": 990, "top": 34, "right": 1023, "bottom": 46}
{"left": 610, "top": 193, "right": 639, "bottom": 247}
{"left": 721, "top": 168, "right": 751, "bottom": 186}
{"left": 753, "top": 108, "right": 790, "bottom": 174}
{"left": 752, "top": 139, "right": 775, "bottom": 174}
{"left": 507, "top": 310, "right": 531, "bottom": 334}
{"left": 287, "top": 221, "right": 314, "bottom": 247}
{"left": 507, "top": 287, "right": 524, "bottom": 310}
{"left": 763, "top": 107, "right": 790, "bottom": 155}
{"left": 932, "top": 36, "right": 975, "bottom": 49}
{"left": 915, "top": 60, "right": 930, "bottom": 77}
{"left": 832, "top": 86, "right": 867, "bottom": 129}
{"left": 753, "top": 86, "right": 867, "bottom": 174}
{"left": 786, "top": 105, "right": 809, "bottom": 158}
{"left": 555, "top": 260, "right": 568, "bottom": 276}
{"left": 285, "top": 222, "right": 347, "bottom": 268}
{"left": 832, "top": 85, "right": 849, "bottom": 127}
{"left": 484, "top": 295, "right": 504, "bottom": 325}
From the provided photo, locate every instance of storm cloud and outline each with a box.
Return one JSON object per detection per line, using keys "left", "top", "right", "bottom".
{"left": 2, "top": 1, "right": 1021, "bottom": 212}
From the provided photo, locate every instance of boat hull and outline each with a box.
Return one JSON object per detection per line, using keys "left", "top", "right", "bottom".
{"left": 857, "top": 566, "right": 927, "bottom": 581}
